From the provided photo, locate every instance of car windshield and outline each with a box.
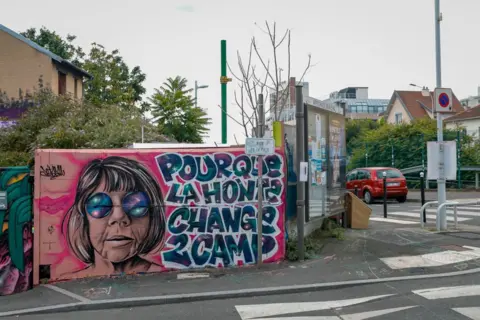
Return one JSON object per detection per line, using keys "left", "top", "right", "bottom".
{"left": 376, "top": 169, "right": 402, "bottom": 178}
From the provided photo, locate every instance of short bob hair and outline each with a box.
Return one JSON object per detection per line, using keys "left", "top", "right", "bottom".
{"left": 63, "top": 156, "right": 166, "bottom": 264}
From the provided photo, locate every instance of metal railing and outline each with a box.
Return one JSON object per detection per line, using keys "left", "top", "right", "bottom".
{"left": 420, "top": 199, "right": 480, "bottom": 230}
{"left": 437, "top": 199, "right": 480, "bottom": 230}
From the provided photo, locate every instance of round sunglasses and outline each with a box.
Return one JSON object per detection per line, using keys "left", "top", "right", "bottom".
{"left": 85, "top": 192, "right": 150, "bottom": 219}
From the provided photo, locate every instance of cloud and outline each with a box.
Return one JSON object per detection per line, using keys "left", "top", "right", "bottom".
{"left": 176, "top": 5, "right": 195, "bottom": 13}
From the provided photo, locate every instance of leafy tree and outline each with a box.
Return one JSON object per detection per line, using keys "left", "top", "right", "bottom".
{"left": 21, "top": 28, "right": 146, "bottom": 108}
{"left": 82, "top": 43, "right": 146, "bottom": 109}
{"left": 20, "top": 27, "right": 84, "bottom": 64}
{"left": 149, "top": 76, "right": 210, "bottom": 143}
{"left": 0, "top": 88, "right": 173, "bottom": 166}
{"left": 347, "top": 118, "right": 480, "bottom": 187}
{"left": 346, "top": 119, "right": 383, "bottom": 156}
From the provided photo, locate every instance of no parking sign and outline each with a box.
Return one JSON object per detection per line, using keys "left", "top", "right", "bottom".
{"left": 434, "top": 88, "right": 454, "bottom": 113}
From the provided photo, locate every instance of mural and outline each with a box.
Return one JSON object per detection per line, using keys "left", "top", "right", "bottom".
{"left": 34, "top": 148, "right": 286, "bottom": 283}
{"left": 0, "top": 167, "right": 33, "bottom": 296}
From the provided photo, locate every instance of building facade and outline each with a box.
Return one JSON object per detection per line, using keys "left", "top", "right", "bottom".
{"left": 0, "top": 24, "right": 91, "bottom": 104}
{"left": 445, "top": 104, "right": 480, "bottom": 139}
{"left": 460, "top": 86, "right": 480, "bottom": 109}
{"left": 384, "top": 90, "right": 463, "bottom": 125}
{"left": 323, "top": 87, "right": 389, "bottom": 121}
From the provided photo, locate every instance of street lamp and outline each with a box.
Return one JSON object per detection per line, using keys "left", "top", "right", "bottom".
{"left": 195, "top": 81, "right": 209, "bottom": 108}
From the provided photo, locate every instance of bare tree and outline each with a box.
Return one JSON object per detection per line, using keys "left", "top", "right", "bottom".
{"left": 229, "top": 21, "right": 312, "bottom": 137}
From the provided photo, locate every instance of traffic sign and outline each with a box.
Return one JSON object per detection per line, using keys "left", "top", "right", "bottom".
{"left": 434, "top": 88, "right": 453, "bottom": 113}
{"left": 245, "top": 138, "right": 275, "bottom": 155}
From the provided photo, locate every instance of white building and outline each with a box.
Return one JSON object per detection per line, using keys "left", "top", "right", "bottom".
{"left": 460, "top": 86, "right": 480, "bottom": 109}
{"left": 323, "top": 87, "right": 389, "bottom": 121}
{"left": 445, "top": 104, "right": 480, "bottom": 139}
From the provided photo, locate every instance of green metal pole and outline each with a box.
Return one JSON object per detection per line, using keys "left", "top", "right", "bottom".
{"left": 221, "top": 40, "right": 227, "bottom": 144}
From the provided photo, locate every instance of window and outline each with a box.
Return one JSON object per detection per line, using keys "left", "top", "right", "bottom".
{"left": 74, "top": 78, "right": 78, "bottom": 99}
{"left": 347, "top": 171, "right": 357, "bottom": 182}
{"left": 58, "top": 72, "right": 67, "bottom": 95}
{"left": 357, "top": 170, "right": 370, "bottom": 180}
{"left": 376, "top": 169, "right": 402, "bottom": 179}
{"left": 357, "top": 170, "right": 366, "bottom": 180}
{"left": 395, "top": 113, "right": 403, "bottom": 124}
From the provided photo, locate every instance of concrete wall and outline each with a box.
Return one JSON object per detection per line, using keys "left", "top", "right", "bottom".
{"left": 386, "top": 98, "right": 411, "bottom": 124}
{"left": 33, "top": 148, "right": 287, "bottom": 284}
{"left": 0, "top": 29, "right": 52, "bottom": 98}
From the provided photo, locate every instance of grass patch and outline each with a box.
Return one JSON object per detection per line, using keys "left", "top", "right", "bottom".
{"left": 286, "top": 218, "right": 345, "bottom": 261}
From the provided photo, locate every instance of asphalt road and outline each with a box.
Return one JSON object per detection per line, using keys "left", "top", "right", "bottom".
{"left": 6, "top": 273, "right": 480, "bottom": 320}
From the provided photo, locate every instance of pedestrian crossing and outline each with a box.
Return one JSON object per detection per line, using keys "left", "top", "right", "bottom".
{"left": 235, "top": 284, "right": 480, "bottom": 319}
{"left": 370, "top": 204, "right": 480, "bottom": 226}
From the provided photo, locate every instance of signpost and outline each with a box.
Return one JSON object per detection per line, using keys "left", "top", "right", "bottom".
{"left": 245, "top": 138, "right": 275, "bottom": 156}
{"left": 433, "top": 87, "right": 454, "bottom": 230}
{"left": 245, "top": 95, "right": 272, "bottom": 265}
{"left": 434, "top": 88, "right": 453, "bottom": 113}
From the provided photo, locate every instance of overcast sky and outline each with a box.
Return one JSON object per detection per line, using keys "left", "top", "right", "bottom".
{"left": 2, "top": 0, "right": 479, "bottom": 144}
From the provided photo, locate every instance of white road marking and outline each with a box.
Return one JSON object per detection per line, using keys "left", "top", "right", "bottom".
{"left": 420, "top": 209, "right": 480, "bottom": 217}
{"left": 369, "top": 217, "right": 418, "bottom": 225}
{"left": 43, "top": 284, "right": 91, "bottom": 302}
{"left": 235, "top": 294, "right": 395, "bottom": 319}
{"left": 341, "top": 306, "right": 418, "bottom": 320}
{"left": 247, "top": 317, "right": 337, "bottom": 320}
{"left": 452, "top": 307, "right": 480, "bottom": 320}
{"left": 381, "top": 246, "right": 480, "bottom": 269}
{"left": 177, "top": 273, "right": 210, "bottom": 280}
{"left": 238, "top": 306, "right": 417, "bottom": 320}
{"left": 413, "top": 285, "right": 480, "bottom": 300}
{"left": 388, "top": 211, "right": 471, "bottom": 222}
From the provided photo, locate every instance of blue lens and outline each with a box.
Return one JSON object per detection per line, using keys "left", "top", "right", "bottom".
{"left": 86, "top": 192, "right": 113, "bottom": 218}
{"left": 122, "top": 192, "right": 150, "bottom": 218}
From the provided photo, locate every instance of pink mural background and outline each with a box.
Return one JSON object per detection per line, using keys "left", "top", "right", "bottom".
{"left": 33, "top": 148, "right": 286, "bottom": 284}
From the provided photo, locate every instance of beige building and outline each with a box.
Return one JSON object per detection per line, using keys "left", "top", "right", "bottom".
{"left": 0, "top": 24, "right": 91, "bottom": 104}
{"left": 384, "top": 90, "right": 463, "bottom": 125}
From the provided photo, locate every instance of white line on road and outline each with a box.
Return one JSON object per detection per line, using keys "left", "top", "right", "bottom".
{"left": 413, "top": 285, "right": 480, "bottom": 300}
{"left": 452, "top": 307, "right": 480, "bottom": 320}
{"left": 43, "top": 284, "right": 91, "bottom": 302}
{"left": 245, "top": 306, "right": 418, "bottom": 320}
{"left": 341, "top": 306, "right": 418, "bottom": 320}
{"left": 381, "top": 246, "right": 480, "bottom": 269}
{"left": 235, "top": 294, "right": 395, "bottom": 319}
{"left": 418, "top": 209, "right": 480, "bottom": 217}
{"left": 369, "top": 217, "right": 418, "bottom": 225}
{"left": 388, "top": 211, "right": 471, "bottom": 222}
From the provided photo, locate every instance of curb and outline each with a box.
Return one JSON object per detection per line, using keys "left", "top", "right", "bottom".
{"left": 2, "top": 267, "right": 480, "bottom": 317}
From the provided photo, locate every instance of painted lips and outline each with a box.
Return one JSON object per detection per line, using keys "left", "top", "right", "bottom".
{"left": 106, "top": 236, "right": 133, "bottom": 245}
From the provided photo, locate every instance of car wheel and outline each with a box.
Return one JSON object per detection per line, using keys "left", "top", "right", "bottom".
{"left": 397, "top": 196, "right": 407, "bottom": 203}
{"left": 364, "top": 190, "right": 373, "bottom": 204}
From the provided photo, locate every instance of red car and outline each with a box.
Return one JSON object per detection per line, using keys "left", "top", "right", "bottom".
{"left": 346, "top": 167, "right": 408, "bottom": 204}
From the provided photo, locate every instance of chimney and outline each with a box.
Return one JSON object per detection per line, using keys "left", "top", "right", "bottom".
{"left": 477, "top": 86, "right": 480, "bottom": 97}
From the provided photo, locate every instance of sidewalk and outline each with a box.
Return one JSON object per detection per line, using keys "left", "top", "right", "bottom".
{"left": 2, "top": 223, "right": 480, "bottom": 316}
{"left": 407, "top": 190, "right": 479, "bottom": 202}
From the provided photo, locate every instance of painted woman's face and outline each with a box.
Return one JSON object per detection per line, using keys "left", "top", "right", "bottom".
{"left": 85, "top": 182, "right": 151, "bottom": 263}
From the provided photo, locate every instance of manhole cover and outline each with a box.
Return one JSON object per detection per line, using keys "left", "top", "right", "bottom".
{"left": 439, "top": 245, "right": 469, "bottom": 251}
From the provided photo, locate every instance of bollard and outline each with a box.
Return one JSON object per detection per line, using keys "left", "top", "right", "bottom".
{"left": 420, "top": 171, "right": 426, "bottom": 223}
{"left": 355, "top": 187, "right": 358, "bottom": 197}
{"left": 383, "top": 171, "right": 387, "bottom": 218}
